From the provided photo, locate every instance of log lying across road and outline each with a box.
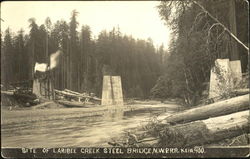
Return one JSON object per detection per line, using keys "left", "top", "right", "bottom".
{"left": 162, "top": 94, "right": 249, "bottom": 125}
{"left": 158, "top": 110, "right": 249, "bottom": 147}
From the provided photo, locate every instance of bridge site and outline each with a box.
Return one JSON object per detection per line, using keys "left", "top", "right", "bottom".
{"left": 1, "top": 1, "right": 249, "bottom": 158}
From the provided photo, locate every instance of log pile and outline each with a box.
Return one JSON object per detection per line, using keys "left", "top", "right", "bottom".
{"left": 54, "top": 89, "right": 101, "bottom": 107}
{"left": 157, "top": 94, "right": 249, "bottom": 147}
{"left": 1, "top": 83, "right": 101, "bottom": 108}
{"left": 110, "top": 94, "right": 250, "bottom": 147}
{"left": 158, "top": 110, "right": 249, "bottom": 147}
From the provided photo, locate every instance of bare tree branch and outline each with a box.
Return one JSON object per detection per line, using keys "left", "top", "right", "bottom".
{"left": 217, "top": 29, "right": 226, "bottom": 40}
{"left": 208, "top": 23, "right": 220, "bottom": 38}
{"left": 188, "top": 11, "right": 206, "bottom": 35}
{"left": 193, "top": 0, "right": 249, "bottom": 52}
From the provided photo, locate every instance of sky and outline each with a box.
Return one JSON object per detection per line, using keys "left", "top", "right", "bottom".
{"left": 1, "top": 1, "right": 171, "bottom": 49}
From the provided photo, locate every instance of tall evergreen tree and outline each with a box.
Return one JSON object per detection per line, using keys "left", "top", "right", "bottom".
{"left": 69, "top": 9, "right": 80, "bottom": 91}
{"left": 80, "top": 25, "right": 92, "bottom": 92}
{"left": 2, "top": 10, "right": 164, "bottom": 99}
{"left": 2, "top": 28, "right": 14, "bottom": 87}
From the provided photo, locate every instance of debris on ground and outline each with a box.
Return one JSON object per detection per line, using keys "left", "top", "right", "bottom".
{"left": 54, "top": 89, "right": 101, "bottom": 107}
{"left": 108, "top": 94, "right": 250, "bottom": 148}
{"left": 1, "top": 84, "right": 40, "bottom": 108}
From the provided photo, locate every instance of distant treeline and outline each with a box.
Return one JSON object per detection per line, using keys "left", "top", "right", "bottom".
{"left": 1, "top": 10, "right": 167, "bottom": 98}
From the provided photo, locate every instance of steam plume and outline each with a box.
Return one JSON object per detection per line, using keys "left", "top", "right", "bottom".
{"left": 34, "top": 50, "right": 61, "bottom": 73}
{"left": 49, "top": 50, "right": 61, "bottom": 70}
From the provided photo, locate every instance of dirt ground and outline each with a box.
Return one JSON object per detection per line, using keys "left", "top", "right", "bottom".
{"left": 1, "top": 100, "right": 183, "bottom": 147}
{"left": 1, "top": 99, "right": 248, "bottom": 148}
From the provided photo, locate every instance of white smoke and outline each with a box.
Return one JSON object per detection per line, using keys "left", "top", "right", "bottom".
{"left": 34, "top": 50, "right": 61, "bottom": 73}
{"left": 49, "top": 50, "right": 61, "bottom": 70}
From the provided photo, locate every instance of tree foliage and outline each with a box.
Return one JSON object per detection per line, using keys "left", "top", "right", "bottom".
{"left": 152, "top": 0, "right": 248, "bottom": 105}
{"left": 1, "top": 10, "right": 165, "bottom": 99}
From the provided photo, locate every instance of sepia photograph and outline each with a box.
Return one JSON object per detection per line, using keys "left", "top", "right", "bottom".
{"left": 1, "top": 0, "right": 249, "bottom": 158}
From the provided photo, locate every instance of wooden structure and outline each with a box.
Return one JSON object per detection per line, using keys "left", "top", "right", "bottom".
{"left": 32, "top": 71, "right": 54, "bottom": 100}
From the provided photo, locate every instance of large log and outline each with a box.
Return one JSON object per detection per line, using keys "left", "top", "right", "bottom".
{"left": 31, "top": 101, "right": 54, "bottom": 109}
{"left": 54, "top": 89, "right": 83, "bottom": 98}
{"left": 233, "top": 89, "right": 250, "bottom": 96}
{"left": 54, "top": 89, "right": 101, "bottom": 101}
{"left": 1, "top": 90, "right": 14, "bottom": 95}
{"left": 57, "top": 100, "right": 96, "bottom": 108}
{"left": 64, "top": 89, "right": 83, "bottom": 95}
{"left": 163, "top": 94, "right": 249, "bottom": 124}
{"left": 158, "top": 110, "right": 249, "bottom": 147}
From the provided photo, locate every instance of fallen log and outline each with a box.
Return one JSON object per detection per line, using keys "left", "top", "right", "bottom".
{"left": 32, "top": 101, "right": 54, "bottom": 109}
{"left": 55, "top": 89, "right": 101, "bottom": 101}
{"left": 1, "top": 90, "right": 14, "bottom": 95}
{"left": 158, "top": 110, "right": 249, "bottom": 147}
{"left": 163, "top": 94, "right": 249, "bottom": 124}
{"left": 233, "top": 89, "right": 250, "bottom": 96}
{"left": 64, "top": 89, "right": 83, "bottom": 95}
{"left": 54, "top": 89, "right": 82, "bottom": 97}
{"left": 57, "top": 100, "right": 96, "bottom": 108}
{"left": 91, "top": 97, "right": 101, "bottom": 101}
{"left": 64, "top": 89, "right": 100, "bottom": 100}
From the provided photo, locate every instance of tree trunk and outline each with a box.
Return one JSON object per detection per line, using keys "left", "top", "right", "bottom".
{"left": 228, "top": 0, "right": 238, "bottom": 60}
{"left": 163, "top": 94, "right": 249, "bottom": 124}
{"left": 67, "top": 40, "right": 70, "bottom": 89}
{"left": 159, "top": 110, "right": 249, "bottom": 147}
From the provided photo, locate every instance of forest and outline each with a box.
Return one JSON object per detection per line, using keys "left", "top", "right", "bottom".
{"left": 151, "top": 0, "right": 249, "bottom": 105}
{"left": 1, "top": 0, "right": 249, "bottom": 105}
{"left": 1, "top": 10, "right": 167, "bottom": 99}
{"left": 1, "top": 1, "right": 249, "bottom": 154}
